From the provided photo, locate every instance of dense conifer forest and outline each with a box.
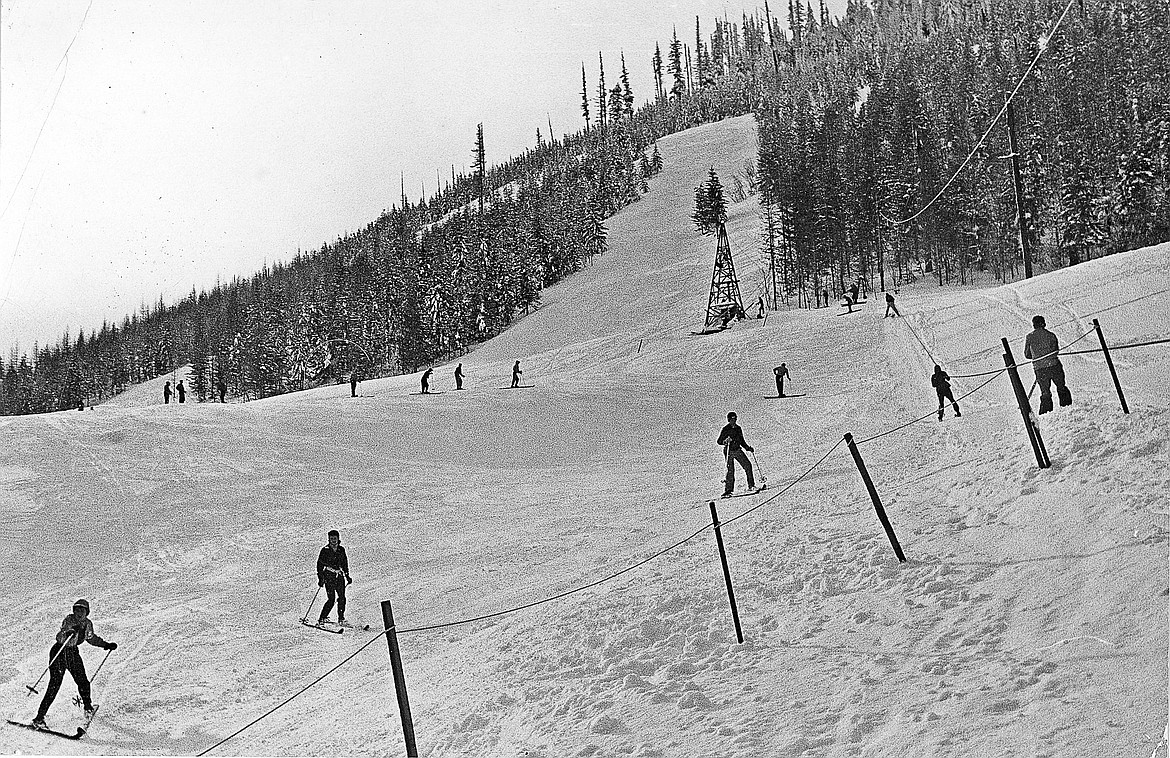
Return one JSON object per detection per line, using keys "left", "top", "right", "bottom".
{"left": 2, "top": 0, "right": 1165, "bottom": 413}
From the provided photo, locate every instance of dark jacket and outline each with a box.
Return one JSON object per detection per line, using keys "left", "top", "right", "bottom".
{"left": 1024, "top": 328, "right": 1061, "bottom": 368}
{"left": 55, "top": 613, "right": 111, "bottom": 649}
{"left": 717, "top": 422, "right": 753, "bottom": 453}
{"left": 317, "top": 545, "right": 351, "bottom": 584}
{"left": 886, "top": 293, "right": 895, "bottom": 304}
{"left": 931, "top": 369, "right": 952, "bottom": 393}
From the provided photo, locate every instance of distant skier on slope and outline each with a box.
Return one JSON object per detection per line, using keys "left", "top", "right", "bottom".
{"left": 163, "top": 381, "right": 172, "bottom": 404}
{"left": 931, "top": 365, "right": 961, "bottom": 420}
{"left": 717, "top": 412, "right": 756, "bottom": 497}
{"left": 849, "top": 281, "right": 861, "bottom": 304}
{"left": 176, "top": 381, "right": 186, "bottom": 404}
{"left": 773, "top": 363, "right": 790, "bottom": 397}
{"left": 455, "top": 363, "right": 464, "bottom": 390}
{"left": 217, "top": 380, "right": 228, "bottom": 403}
{"left": 511, "top": 360, "right": 523, "bottom": 388}
{"left": 350, "top": 372, "right": 358, "bottom": 398}
{"left": 31, "top": 599, "right": 117, "bottom": 729}
{"left": 316, "top": 530, "right": 353, "bottom": 626}
{"left": 421, "top": 368, "right": 433, "bottom": 394}
{"left": 885, "top": 292, "right": 900, "bottom": 318}
{"left": 756, "top": 296, "right": 765, "bottom": 319}
{"left": 1024, "top": 314, "right": 1072, "bottom": 414}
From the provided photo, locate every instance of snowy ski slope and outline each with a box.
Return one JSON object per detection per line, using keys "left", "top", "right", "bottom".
{"left": 0, "top": 114, "right": 1166, "bottom": 757}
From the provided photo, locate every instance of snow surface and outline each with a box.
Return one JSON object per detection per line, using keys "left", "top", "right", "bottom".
{"left": 1, "top": 114, "right": 1167, "bottom": 757}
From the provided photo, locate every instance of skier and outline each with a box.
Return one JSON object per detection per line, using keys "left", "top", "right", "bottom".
{"left": 1024, "top": 315, "right": 1072, "bottom": 414}
{"left": 455, "top": 363, "right": 464, "bottom": 390}
{"left": 316, "top": 530, "right": 353, "bottom": 626}
{"left": 421, "top": 368, "right": 433, "bottom": 394}
{"left": 822, "top": 288, "right": 829, "bottom": 309}
{"left": 773, "top": 363, "right": 790, "bottom": 397}
{"left": 931, "top": 365, "right": 961, "bottom": 420}
{"left": 885, "top": 292, "right": 900, "bottom": 318}
{"left": 511, "top": 360, "right": 523, "bottom": 388}
{"left": 31, "top": 599, "right": 117, "bottom": 729}
{"left": 843, "top": 293, "right": 856, "bottom": 313}
{"left": 756, "top": 296, "right": 765, "bottom": 319}
{"left": 163, "top": 381, "right": 172, "bottom": 404}
{"left": 176, "top": 381, "right": 186, "bottom": 404}
{"left": 717, "top": 412, "right": 756, "bottom": 497}
{"left": 849, "top": 282, "right": 861, "bottom": 304}
{"left": 217, "top": 380, "right": 227, "bottom": 403}
{"left": 349, "top": 372, "right": 358, "bottom": 398}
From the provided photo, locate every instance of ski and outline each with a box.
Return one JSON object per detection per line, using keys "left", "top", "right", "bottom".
{"left": 719, "top": 486, "right": 766, "bottom": 499}
{"left": 764, "top": 394, "right": 807, "bottom": 398}
{"left": 301, "top": 618, "right": 344, "bottom": 634}
{"left": 501, "top": 385, "right": 534, "bottom": 389}
{"left": 6, "top": 719, "right": 85, "bottom": 740}
{"left": 410, "top": 391, "right": 446, "bottom": 396}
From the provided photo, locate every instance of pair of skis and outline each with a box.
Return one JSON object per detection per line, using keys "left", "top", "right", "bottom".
{"left": 6, "top": 705, "right": 99, "bottom": 741}
{"left": 299, "top": 618, "right": 370, "bottom": 635}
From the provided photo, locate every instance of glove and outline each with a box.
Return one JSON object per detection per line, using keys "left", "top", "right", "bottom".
{"left": 106, "top": 642, "right": 118, "bottom": 651}
{"left": 346, "top": 576, "right": 353, "bottom": 585}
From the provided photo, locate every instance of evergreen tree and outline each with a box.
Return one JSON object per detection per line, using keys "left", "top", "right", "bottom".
{"left": 581, "top": 64, "right": 591, "bottom": 130}
{"left": 693, "top": 168, "right": 728, "bottom": 234}
{"left": 668, "top": 28, "right": 686, "bottom": 101}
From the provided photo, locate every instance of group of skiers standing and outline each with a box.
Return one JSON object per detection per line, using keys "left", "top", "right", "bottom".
{"left": 162, "top": 380, "right": 228, "bottom": 404}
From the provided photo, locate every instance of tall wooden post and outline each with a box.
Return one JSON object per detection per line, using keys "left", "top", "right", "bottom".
{"left": 708, "top": 502, "right": 744, "bottom": 643}
{"left": 1006, "top": 102, "right": 1034, "bottom": 279}
{"left": 843, "top": 434, "right": 906, "bottom": 562}
{"left": 1092, "top": 319, "right": 1129, "bottom": 414}
{"left": 381, "top": 600, "right": 418, "bottom": 757}
{"left": 1002, "top": 338, "right": 1050, "bottom": 468}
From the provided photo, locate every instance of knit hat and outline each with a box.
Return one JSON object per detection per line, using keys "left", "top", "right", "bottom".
{"left": 328, "top": 529, "right": 340, "bottom": 538}
{"left": 73, "top": 599, "right": 90, "bottom": 612}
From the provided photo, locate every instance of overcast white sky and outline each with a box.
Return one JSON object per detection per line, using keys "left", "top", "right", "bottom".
{"left": 0, "top": 1, "right": 838, "bottom": 353}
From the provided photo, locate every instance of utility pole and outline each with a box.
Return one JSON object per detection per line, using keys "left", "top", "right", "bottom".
{"left": 1006, "top": 102, "right": 1034, "bottom": 279}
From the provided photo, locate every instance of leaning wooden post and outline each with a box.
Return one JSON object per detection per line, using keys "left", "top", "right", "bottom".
{"left": 1092, "top": 318, "right": 1129, "bottom": 414}
{"left": 381, "top": 600, "right": 418, "bottom": 757}
{"left": 708, "top": 501, "right": 744, "bottom": 644}
{"left": 843, "top": 434, "right": 906, "bottom": 562}
{"left": 1002, "top": 338, "right": 1050, "bottom": 468}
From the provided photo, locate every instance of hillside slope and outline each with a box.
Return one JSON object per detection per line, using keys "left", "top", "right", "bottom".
{"left": 0, "top": 114, "right": 1166, "bottom": 758}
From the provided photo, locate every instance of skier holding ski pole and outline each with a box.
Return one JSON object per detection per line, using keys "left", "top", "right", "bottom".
{"left": 717, "top": 412, "right": 757, "bottom": 497}
{"left": 315, "top": 530, "right": 353, "bottom": 627}
{"left": 30, "top": 599, "right": 117, "bottom": 730}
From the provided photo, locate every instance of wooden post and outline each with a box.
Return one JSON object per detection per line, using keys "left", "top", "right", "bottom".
{"left": 381, "top": 600, "right": 418, "bottom": 757}
{"left": 1002, "top": 338, "right": 1050, "bottom": 468}
{"left": 843, "top": 434, "right": 907, "bottom": 562}
{"left": 1006, "top": 102, "right": 1034, "bottom": 279}
{"left": 708, "top": 501, "right": 744, "bottom": 643}
{"left": 1093, "top": 319, "right": 1129, "bottom": 414}
{"left": 637, "top": 339, "right": 643, "bottom": 354}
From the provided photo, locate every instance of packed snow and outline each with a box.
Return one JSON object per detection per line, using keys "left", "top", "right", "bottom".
{"left": 1, "top": 115, "right": 1166, "bottom": 757}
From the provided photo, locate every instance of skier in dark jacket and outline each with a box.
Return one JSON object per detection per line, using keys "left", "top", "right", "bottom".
{"left": 32, "top": 599, "right": 117, "bottom": 729}
{"left": 773, "top": 363, "right": 790, "bottom": 397}
{"left": 884, "top": 292, "right": 900, "bottom": 318}
{"left": 511, "top": 360, "right": 523, "bottom": 388}
{"left": 931, "top": 365, "right": 961, "bottom": 420}
{"left": 421, "top": 368, "right": 433, "bottom": 394}
{"left": 163, "top": 381, "right": 172, "bottom": 404}
{"left": 217, "top": 380, "right": 228, "bottom": 403}
{"left": 176, "top": 381, "right": 186, "bottom": 404}
{"left": 317, "top": 530, "right": 352, "bottom": 626}
{"left": 849, "top": 282, "right": 861, "bottom": 304}
{"left": 1024, "top": 315, "right": 1071, "bottom": 414}
{"left": 717, "top": 412, "right": 756, "bottom": 496}
{"left": 455, "top": 363, "right": 464, "bottom": 390}
{"left": 349, "top": 372, "right": 358, "bottom": 398}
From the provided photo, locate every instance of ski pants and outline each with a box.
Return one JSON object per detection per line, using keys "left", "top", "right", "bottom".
{"left": 775, "top": 376, "right": 785, "bottom": 397}
{"left": 724, "top": 448, "right": 754, "bottom": 494}
{"left": 456, "top": 375, "right": 463, "bottom": 390}
{"left": 1034, "top": 364, "right": 1070, "bottom": 413}
{"left": 37, "top": 644, "right": 90, "bottom": 718}
{"left": 320, "top": 577, "right": 347, "bottom": 621}
{"left": 936, "top": 388, "right": 959, "bottom": 419}
{"left": 885, "top": 303, "right": 900, "bottom": 317}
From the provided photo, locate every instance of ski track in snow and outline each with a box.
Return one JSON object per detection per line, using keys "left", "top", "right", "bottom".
{"left": 0, "top": 114, "right": 1166, "bottom": 757}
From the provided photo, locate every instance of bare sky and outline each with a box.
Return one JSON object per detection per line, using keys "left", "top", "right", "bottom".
{"left": 0, "top": 1, "right": 839, "bottom": 353}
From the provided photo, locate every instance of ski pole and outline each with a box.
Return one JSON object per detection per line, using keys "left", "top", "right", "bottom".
{"left": 73, "top": 649, "right": 113, "bottom": 707}
{"left": 750, "top": 450, "right": 768, "bottom": 487}
{"left": 26, "top": 640, "right": 71, "bottom": 696}
{"left": 300, "top": 585, "right": 323, "bottom": 623}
